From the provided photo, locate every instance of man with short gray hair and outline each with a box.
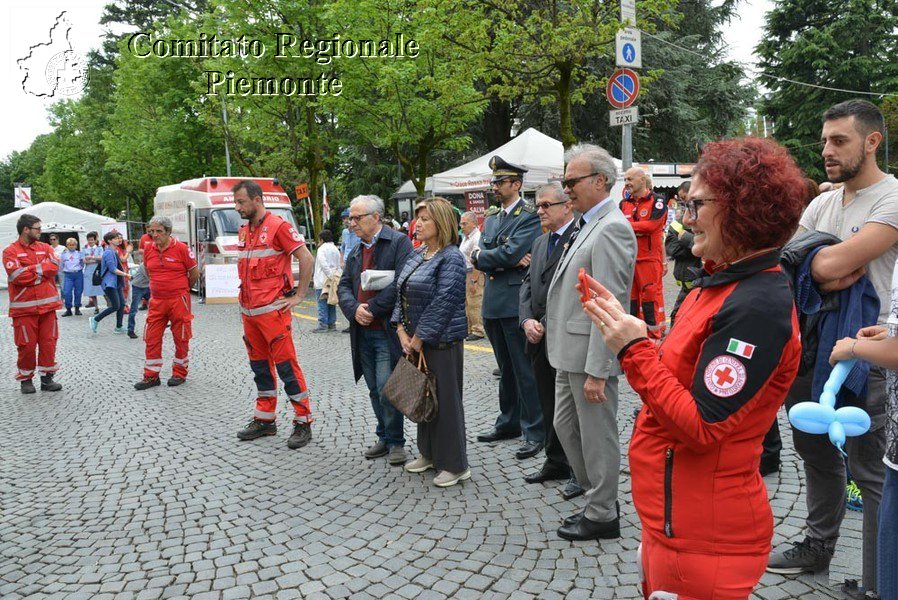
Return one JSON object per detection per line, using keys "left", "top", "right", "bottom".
{"left": 338, "top": 194, "right": 415, "bottom": 464}
{"left": 546, "top": 143, "right": 636, "bottom": 540}
{"left": 134, "top": 214, "right": 200, "bottom": 391}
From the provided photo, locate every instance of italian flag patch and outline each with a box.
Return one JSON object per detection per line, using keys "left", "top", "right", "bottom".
{"left": 727, "top": 338, "right": 755, "bottom": 359}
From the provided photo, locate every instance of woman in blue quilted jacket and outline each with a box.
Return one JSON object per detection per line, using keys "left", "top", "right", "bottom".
{"left": 393, "top": 197, "right": 470, "bottom": 487}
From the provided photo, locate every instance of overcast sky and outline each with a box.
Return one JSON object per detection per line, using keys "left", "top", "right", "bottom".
{"left": 0, "top": 0, "right": 773, "bottom": 161}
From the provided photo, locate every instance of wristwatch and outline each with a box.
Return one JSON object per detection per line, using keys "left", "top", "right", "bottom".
{"left": 284, "top": 288, "right": 297, "bottom": 298}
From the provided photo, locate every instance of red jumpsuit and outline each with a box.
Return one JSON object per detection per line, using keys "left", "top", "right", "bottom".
{"left": 618, "top": 251, "right": 800, "bottom": 599}
{"left": 4, "top": 239, "right": 63, "bottom": 381}
{"left": 142, "top": 238, "right": 196, "bottom": 380}
{"left": 238, "top": 212, "right": 312, "bottom": 424}
{"left": 620, "top": 191, "right": 667, "bottom": 338}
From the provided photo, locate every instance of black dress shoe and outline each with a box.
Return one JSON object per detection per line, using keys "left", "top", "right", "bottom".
{"left": 515, "top": 440, "right": 545, "bottom": 459}
{"left": 492, "top": 368, "right": 500, "bottom": 377}
{"left": 524, "top": 462, "right": 570, "bottom": 484}
{"left": 563, "top": 510, "right": 585, "bottom": 526}
{"left": 465, "top": 334, "right": 484, "bottom": 341}
{"left": 476, "top": 429, "right": 522, "bottom": 443}
{"left": 561, "top": 477, "right": 585, "bottom": 500}
{"left": 557, "top": 515, "right": 620, "bottom": 541}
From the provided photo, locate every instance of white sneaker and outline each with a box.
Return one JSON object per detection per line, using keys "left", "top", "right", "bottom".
{"left": 404, "top": 456, "right": 433, "bottom": 473}
{"left": 433, "top": 469, "right": 471, "bottom": 487}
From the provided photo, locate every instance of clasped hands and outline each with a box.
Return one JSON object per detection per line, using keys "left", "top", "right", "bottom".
{"left": 579, "top": 275, "right": 647, "bottom": 355}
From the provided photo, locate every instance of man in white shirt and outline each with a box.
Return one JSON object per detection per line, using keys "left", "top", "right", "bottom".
{"left": 459, "top": 211, "right": 485, "bottom": 341}
{"left": 768, "top": 99, "right": 898, "bottom": 594}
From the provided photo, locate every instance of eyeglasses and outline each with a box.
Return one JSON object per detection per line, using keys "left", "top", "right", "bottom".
{"left": 535, "top": 200, "right": 569, "bottom": 211}
{"left": 348, "top": 212, "right": 374, "bottom": 223}
{"left": 561, "top": 172, "right": 602, "bottom": 189}
{"left": 683, "top": 198, "right": 716, "bottom": 220}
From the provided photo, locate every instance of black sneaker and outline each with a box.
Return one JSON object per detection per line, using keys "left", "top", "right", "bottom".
{"left": 766, "top": 538, "right": 834, "bottom": 575}
{"left": 167, "top": 376, "right": 185, "bottom": 387}
{"left": 237, "top": 419, "right": 277, "bottom": 440}
{"left": 61, "top": 309, "right": 73, "bottom": 317}
{"left": 40, "top": 376, "right": 62, "bottom": 392}
{"left": 134, "top": 377, "right": 161, "bottom": 391}
{"left": 21, "top": 380, "right": 36, "bottom": 394}
{"left": 127, "top": 331, "right": 138, "bottom": 339}
{"left": 74, "top": 308, "right": 82, "bottom": 316}
{"left": 287, "top": 422, "right": 312, "bottom": 449}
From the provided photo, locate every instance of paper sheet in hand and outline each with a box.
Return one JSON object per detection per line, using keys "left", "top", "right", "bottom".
{"left": 361, "top": 270, "right": 395, "bottom": 291}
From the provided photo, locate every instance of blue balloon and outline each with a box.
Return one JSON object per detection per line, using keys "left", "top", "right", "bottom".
{"left": 787, "top": 359, "right": 871, "bottom": 451}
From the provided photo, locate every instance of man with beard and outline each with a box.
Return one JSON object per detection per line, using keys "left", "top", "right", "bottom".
{"left": 767, "top": 100, "right": 898, "bottom": 595}
{"left": 232, "top": 180, "right": 317, "bottom": 450}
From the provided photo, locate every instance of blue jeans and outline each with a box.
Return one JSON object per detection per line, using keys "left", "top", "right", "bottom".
{"left": 358, "top": 327, "right": 404, "bottom": 447}
{"left": 96, "top": 286, "right": 125, "bottom": 328}
{"left": 879, "top": 467, "right": 898, "bottom": 597}
{"left": 62, "top": 271, "right": 83, "bottom": 309}
{"left": 315, "top": 289, "right": 336, "bottom": 327}
{"left": 128, "top": 286, "right": 151, "bottom": 334}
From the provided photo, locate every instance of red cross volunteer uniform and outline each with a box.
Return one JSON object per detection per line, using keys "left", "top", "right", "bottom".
{"left": 620, "top": 190, "right": 668, "bottom": 339}
{"left": 142, "top": 237, "right": 197, "bottom": 381}
{"left": 4, "top": 238, "right": 63, "bottom": 382}
{"left": 238, "top": 211, "right": 313, "bottom": 425}
{"left": 617, "top": 250, "right": 801, "bottom": 599}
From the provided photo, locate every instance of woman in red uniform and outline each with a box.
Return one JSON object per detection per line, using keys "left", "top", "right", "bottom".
{"left": 583, "top": 137, "right": 805, "bottom": 599}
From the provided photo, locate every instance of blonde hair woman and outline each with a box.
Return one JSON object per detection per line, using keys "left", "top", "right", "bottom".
{"left": 392, "top": 198, "right": 470, "bottom": 487}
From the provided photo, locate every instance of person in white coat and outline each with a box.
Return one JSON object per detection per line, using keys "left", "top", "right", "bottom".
{"left": 312, "top": 229, "right": 342, "bottom": 332}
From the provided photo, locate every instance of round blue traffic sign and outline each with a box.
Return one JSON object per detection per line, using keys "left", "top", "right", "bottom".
{"left": 606, "top": 68, "right": 640, "bottom": 109}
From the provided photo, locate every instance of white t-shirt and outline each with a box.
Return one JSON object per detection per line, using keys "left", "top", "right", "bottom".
{"left": 800, "top": 175, "right": 898, "bottom": 323}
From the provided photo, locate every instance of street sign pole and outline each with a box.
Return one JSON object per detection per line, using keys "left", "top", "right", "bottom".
{"left": 622, "top": 125, "right": 633, "bottom": 170}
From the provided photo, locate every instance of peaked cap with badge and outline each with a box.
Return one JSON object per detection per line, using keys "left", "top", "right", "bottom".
{"left": 489, "top": 156, "right": 528, "bottom": 183}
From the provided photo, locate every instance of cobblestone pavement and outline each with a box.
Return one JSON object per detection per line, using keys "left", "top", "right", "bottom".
{"left": 0, "top": 271, "right": 863, "bottom": 599}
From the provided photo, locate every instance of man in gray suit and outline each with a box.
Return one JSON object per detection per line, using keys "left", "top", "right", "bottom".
{"left": 519, "top": 183, "right": 582, "bottom": 499}
{"left": 546, "top": 143, "right": 636, "bottom": 541}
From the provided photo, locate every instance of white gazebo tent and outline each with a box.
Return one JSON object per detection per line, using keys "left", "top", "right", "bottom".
{"left": 0, "top": 202, "right": 112, "bottom": 288}
{"left": 431, "top": 128, "right": 568, "bottom": 194}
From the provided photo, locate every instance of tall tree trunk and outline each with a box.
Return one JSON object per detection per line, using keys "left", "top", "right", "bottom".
{"left": 482, "top": 97, "right": 515, "bottom": 149}
{"left": 557, "top": 64, "right": 576, "bottom": 149}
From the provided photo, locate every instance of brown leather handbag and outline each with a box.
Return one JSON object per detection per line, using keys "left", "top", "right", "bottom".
{"left": 383, "top": 352, "right": 438, "bottom": 423}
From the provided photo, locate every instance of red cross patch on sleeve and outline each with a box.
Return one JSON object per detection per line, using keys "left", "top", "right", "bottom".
{"left": 703, "top": 355, "right": 747, "bottom": 398}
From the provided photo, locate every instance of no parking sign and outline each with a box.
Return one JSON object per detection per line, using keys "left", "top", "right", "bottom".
{"left": 606, "top": 69, "right": 640, "bottom": 109}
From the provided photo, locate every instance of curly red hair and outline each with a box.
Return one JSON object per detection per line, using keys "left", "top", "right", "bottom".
{"left": 693, "top": 137, "right": 805, "bottom": 252}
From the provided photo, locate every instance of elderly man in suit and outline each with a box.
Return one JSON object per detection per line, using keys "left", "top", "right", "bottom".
{"left": 471, "top": 156, "right": 544, "bottom": 460}
{"left": 546, "top": 143, "right": 637, "bottom": 541}
{"left": 338, "top": 195, "right": 414, "bottom": 465}
{"left": 519, "top": 182, "right": 584, "bottom": 499}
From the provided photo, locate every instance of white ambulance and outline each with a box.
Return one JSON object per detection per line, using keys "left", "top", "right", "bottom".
{"left": 153, "top": 177, "right": 303, "bottom": 287}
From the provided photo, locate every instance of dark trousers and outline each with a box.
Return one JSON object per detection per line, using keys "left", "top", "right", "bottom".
{"left": 761, "top": 419, "right": 782, "bottom": 468}
{"left": 530, "top": 338, "right": 569, "bottom": 469}
{"left": 96, "top": 286, "right": 125, "bottom": 328}
{"left": 418, "top": 343, "right": 467, "bottom": 473}
{"left": 484, "top": 316, "right": 544, "bottom": 443}
{"left": 785, "top": 368, "right": 886, "bottom": 590}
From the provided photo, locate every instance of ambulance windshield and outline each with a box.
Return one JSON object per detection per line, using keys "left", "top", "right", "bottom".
{"left": 213, "top": 208, "right": 300, "bottom": 236}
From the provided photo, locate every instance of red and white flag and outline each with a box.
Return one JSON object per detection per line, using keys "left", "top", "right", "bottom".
{"left": 322, "top": 183, "right": 330, "bottom": 224}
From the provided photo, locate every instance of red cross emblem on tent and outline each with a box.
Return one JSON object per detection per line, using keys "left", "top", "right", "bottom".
{"left": 703, "top": 355, "right": 747, "bottom": 398}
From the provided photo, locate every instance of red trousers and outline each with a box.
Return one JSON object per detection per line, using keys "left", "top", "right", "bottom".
{"left": 639, "top": 535, "right": 767, "bottom": 600}
{"left": 144, "top": 294, "right": 192, "bottom": 379}
{"left": 630, "top": 260, "right": 666, "bottom": 339}
{"left": 241, "top": 309, "right": 312, "bottom": 424}
{"left": 12, "top": 312, "right": 58, "bottom": 381}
